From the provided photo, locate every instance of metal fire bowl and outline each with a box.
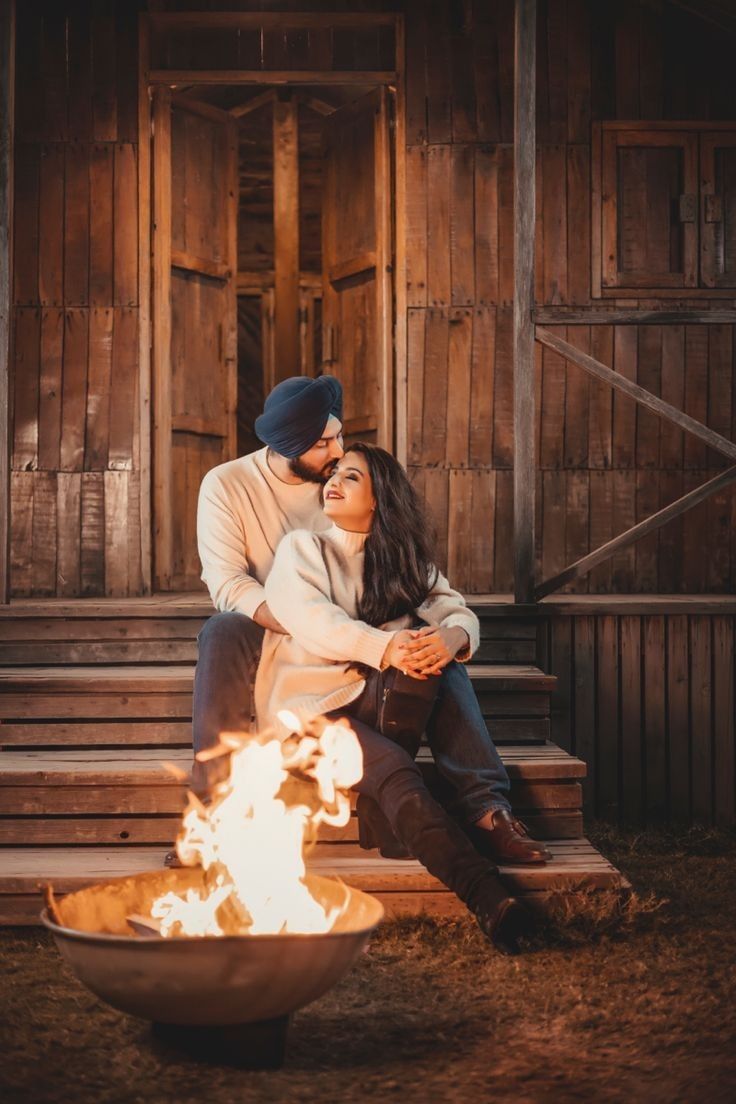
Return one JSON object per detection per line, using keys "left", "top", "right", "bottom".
{"left": 41, "top": 867, "right": 384, "bottom": 1027}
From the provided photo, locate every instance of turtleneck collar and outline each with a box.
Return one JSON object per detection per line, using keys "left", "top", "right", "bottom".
{"left": 325, "top": 522, "right": 370, "bottom": 555}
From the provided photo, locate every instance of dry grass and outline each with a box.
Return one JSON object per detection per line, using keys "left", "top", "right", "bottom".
{"left": 2, "top": 824, "right": 736, "bottom": 1104}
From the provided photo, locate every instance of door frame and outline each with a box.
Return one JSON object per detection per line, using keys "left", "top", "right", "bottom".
{"left": 138, "top": 10, "right": 407, "bottom": 594}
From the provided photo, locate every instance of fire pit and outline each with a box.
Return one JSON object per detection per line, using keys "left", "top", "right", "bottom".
{"left": 41, "top": 716, "right": 384, "bottom": 1067}
{"left": 42, "top": 867, "right": 382, "bottom": 1067}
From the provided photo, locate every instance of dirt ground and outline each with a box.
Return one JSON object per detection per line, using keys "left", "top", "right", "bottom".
{"left": 2, "top": 823, "right": 735, "bottom": 1104}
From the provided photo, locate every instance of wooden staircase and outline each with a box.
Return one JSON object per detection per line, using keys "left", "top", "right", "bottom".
{"left": 0, "top": 597, "right": 629, "bottom": 924}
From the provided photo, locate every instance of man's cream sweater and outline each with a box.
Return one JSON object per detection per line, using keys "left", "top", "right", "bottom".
{"left": 197, "top": 446, "right": 330, "bottom": 619}
{"left": 254, "top": 524, "right": 480, "bottom": 736}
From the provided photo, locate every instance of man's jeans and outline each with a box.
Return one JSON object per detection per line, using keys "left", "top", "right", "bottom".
{"left": 192, "top": 611, "right": 512, "bottom": 822}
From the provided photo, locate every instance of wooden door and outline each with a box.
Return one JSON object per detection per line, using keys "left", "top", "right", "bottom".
{"left": 152, "top": 91, "right": 238, "bottom": 591}
{"left": 321, "top": 88, "right": 393, "bottom": 449}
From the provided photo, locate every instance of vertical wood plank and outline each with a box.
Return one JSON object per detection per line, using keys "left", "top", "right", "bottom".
{"left": 541, "top": 144, "right": 567, "bottom": 304}
{"left": 80, "top": 470, "right": 105, "bottom": 596}
{"left": 113, "top": 143, "right": 138, "bottom": 307}
{"left": 620, "top": 614, "right": 642, "bottom": 825}
{"left": 427, "top": 144, "right": 451, "bottom": 307}
{"left": 450, "top": 0, "right": 476, "bottom": 142}
{"left": 563, "top": 326, "right": 590, "bottom": 467}
{"left": 31, "top": 468, "right": 56, "bottom": 595}
{"left": 85, "top": 306, "right": 113, "bottom": 470}
{"left": 612, "top": 325, "right": 637, "bottom": 467}
{"left": 470, "top": 468, "right": 495, "bottom": 593}
{"left": 152, "top": 87, "right": 172, "bottom": 589}
{"left": 668, "top": 615, "right": 690, "bottom": 823}
{"left": 596, "top": 614, "right": 619, "bottom": 822}
{"left": 566, "top": 144, "right": 590, "bottom": 305}
{"left": 564, "top": 470, "right": 589, "bottom": 593}
{"left": 9, "top": 470, "right": 33, "bottom": 596}
{"left": 683, "top": 326, "right": 708, "bottom": 468}
{"left": 611, "top": 469, "right": 636, "bottom": 590}
{"left": 104, "top": 468, "right": 129, "bottom": 596}
{"left": 469, "top": 307, "right": 494, "bottom": 467}
{"left": 424, "top": 466, "right": 449, "bottom": 574}
{"left": 405, "top": 146, "right": 427, "bottom": 307}
{"left": 713, "top": 616, "right": 735, "bottom": 828}
{"left": 404, "top": 0, "right": 428, "bottom": 144}
{"left": 108, "top": 306, "right": 138, "bottom": 471}
{"left": 12, "top": 307, "right": 40, "bottom": 471}
{"left": 644, "top": 615, "right": 667, "bottom": 823}
{"left": 474, "top": 144, "right": 498, "bottom": 306}
{"left": 573, "top": 615, "right": 596, "bottom": 814}
{"left": 450, "top": 144, "right": 475, "bottom": 305}
{"left": 12, "top": 142, "right": 39, "bottom": 306}
{"left": 588, "top": 325, "right": 613, "bottom": 467}
{"left": 636, "top": 325, "right": 662, "bottom": 468}
{"left": 707, "top": 325, "right": 732, "bottom": 469}
{"left": 541, "top": 468, "right": 566, "bottom": 583}
{"left": 64, "top": 143, "right": 90, "bottom": 306}
{"left": 492, "top": 307, "right": 514, "bottom": 467}
{"left": 426, "top": 0, "right": 452, "bottom": 143}
{"left": 588, "top": 469, "right": 612, "bottom": 592}
{"left": 660, "top": 324, "right": 684, "bottom": 470}
{"left": 60, "top": 309, "right": 89, "bottom": 472}
{"left": 38, "top": 307, "right": 63, "bottom": 471}
{"left": 56, "top": 470, "right": 81, "bottom": 596}
{"left": 447, "top": 468, "right": 473, "bottom": 591}
{"left": 422, "top": 308, "right": 449, "bottom": 465}
{"left": 635, "top": 470, "right": 659, "bottom": 591}
{"left": 91, "top": 0, "right": 118, "bottom": 142}
{"left": 539, "top": 334, "right": 565, "bottom": 468}
{"left": 89, "top": 143, "right": 114, "bottom": 306}
{"left": 38, "top": 143, "right": 64, "bottom": 306}
{"left": 493, "top": 468, "right": 514, "bottom": 591}
{"left": 690, "top": 615, "right": 712, "bottom": 825}
{"left": 549, "top": 614, "right": 573, "bottom": 752}
{"left": 406, "top": 308, "right": 425, "bottom": 466}
{"left": 445, "top": 307, "right": 472, "bottom": 467}
{"left": 497, "top": 144, "right": 514, "bottom": 305}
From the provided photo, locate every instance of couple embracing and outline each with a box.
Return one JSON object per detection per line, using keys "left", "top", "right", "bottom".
{"left": 192, "top": 374, "right": 552, "bottom": 955}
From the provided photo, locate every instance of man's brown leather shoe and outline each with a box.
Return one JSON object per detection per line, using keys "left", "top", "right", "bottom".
{"left": 466, "top": 808, "right": 553, "bottom": 865}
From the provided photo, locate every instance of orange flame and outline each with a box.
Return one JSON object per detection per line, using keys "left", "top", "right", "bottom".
{"left": 150, "top": 713, "right": 363, "bottom": 937}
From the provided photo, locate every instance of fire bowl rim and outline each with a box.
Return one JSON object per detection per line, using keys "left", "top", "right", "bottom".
{"left": 40, "top": 905, "right": 384, "bottom": 946}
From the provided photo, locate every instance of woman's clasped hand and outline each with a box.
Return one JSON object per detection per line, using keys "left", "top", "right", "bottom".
{"left": 383, "top": 624, "right": 470, "bottom": 679}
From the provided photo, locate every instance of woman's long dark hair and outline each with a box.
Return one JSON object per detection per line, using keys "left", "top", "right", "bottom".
{"left": 345, "top": 443, "right": 438, "bottom": 626}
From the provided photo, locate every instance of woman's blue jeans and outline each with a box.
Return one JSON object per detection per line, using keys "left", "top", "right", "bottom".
{"left": 192, "top": 611, "right": 512, "bottom": 824}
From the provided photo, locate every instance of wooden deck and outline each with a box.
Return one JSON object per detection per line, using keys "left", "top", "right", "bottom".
{"left": 0, "top": 596, "right": 631, "bottom": 925}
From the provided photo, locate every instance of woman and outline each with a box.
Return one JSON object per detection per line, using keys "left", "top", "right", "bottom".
{"left": 255, "top": 444, "right": 534, "bottom": 954}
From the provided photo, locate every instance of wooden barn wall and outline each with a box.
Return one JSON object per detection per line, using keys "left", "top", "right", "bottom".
{"left": 404, "top": 0, "right": 736, "bottom": 594}
{"left": 540, "top": 606, "right": 735, "bottom": 828}
{"left": 10, "top": 0, "right": 142, "bottom": 597}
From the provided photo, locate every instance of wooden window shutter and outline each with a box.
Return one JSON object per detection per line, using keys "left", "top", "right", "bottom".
{"left": 700, "top": 132, "right": 736, "bottom": 288}
{"left": 597, "top": 126, "right": 698, "bottom": 292}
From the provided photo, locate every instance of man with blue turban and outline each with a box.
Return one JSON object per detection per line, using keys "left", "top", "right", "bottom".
{"left": 192, "top": 374, "right": 345, "bottom": 792}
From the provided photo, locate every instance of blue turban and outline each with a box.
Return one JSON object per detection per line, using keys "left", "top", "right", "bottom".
{"left": 254, "top": 374, "right": 343, "bottom": 458}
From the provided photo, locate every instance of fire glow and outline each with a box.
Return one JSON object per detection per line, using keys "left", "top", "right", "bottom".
{"left": 150, "top": 712, "right": 363, "bottom": 938}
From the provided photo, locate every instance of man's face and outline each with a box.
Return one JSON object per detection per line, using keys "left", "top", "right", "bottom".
{"left": 288, "top": 415, "right": 345, "bottom": 484}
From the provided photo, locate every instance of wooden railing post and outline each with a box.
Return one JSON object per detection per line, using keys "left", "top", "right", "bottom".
{"left": 513, "top": 0, "right": 537, "bottom": 603}
{"left": 0, "top": 0, "right": 14, "bottom": 604}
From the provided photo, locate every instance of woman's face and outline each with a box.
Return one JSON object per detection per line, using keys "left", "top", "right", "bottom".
{"left": 323, "top": 451, "right": 376, "bottom": 532}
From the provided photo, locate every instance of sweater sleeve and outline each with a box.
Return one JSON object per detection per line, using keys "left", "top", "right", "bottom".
{"left": 264, "top": 531, "right": 395, "bottom": 670}
{"left": 197, "top": 468, "right": 267, "bottom": 620}
{"left": 414, "top": 569, "right": 481, "bottom": 660}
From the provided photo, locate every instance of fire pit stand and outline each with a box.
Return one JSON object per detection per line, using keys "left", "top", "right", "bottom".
{"left": 151, "top": 1015, "right": 290, "bottom": 1070}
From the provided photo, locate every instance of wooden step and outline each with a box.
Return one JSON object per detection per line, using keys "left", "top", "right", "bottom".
{"left": 0, "top": 839, "right": 630, "bottom": 925}
{"left": 0, "top": 663, "right": 555, "bottom": 745}
{"left": 0, "top": 597, "right": 543, "bottom": 666}
{"left": 0, "top": 744, "right": 585, "bottom": 844}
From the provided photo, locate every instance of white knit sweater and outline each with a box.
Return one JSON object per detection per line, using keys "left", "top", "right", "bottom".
{"left": 197, "top": 446, "right": 329, "bottom": 618}
{"left": 254, "top": 524, "right": 480, "bottom": 736}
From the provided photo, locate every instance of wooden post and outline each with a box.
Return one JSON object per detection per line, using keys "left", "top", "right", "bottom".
{"left": 273, "top": 92, "right": 300, "bottom": 381}
{"left": 0, "top": 0, "right": 14, "bottom": 603}
{"left": 513, "top": 0, "right": 537, "bottom": 604}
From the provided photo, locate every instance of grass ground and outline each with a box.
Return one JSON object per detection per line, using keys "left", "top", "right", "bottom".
{"left": 2, "top": 824, "right": 735, "bottom": 1104}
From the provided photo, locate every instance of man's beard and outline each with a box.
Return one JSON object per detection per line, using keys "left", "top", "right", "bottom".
{"left": 288, "top": 455, "right": 336, "bottom": 484}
